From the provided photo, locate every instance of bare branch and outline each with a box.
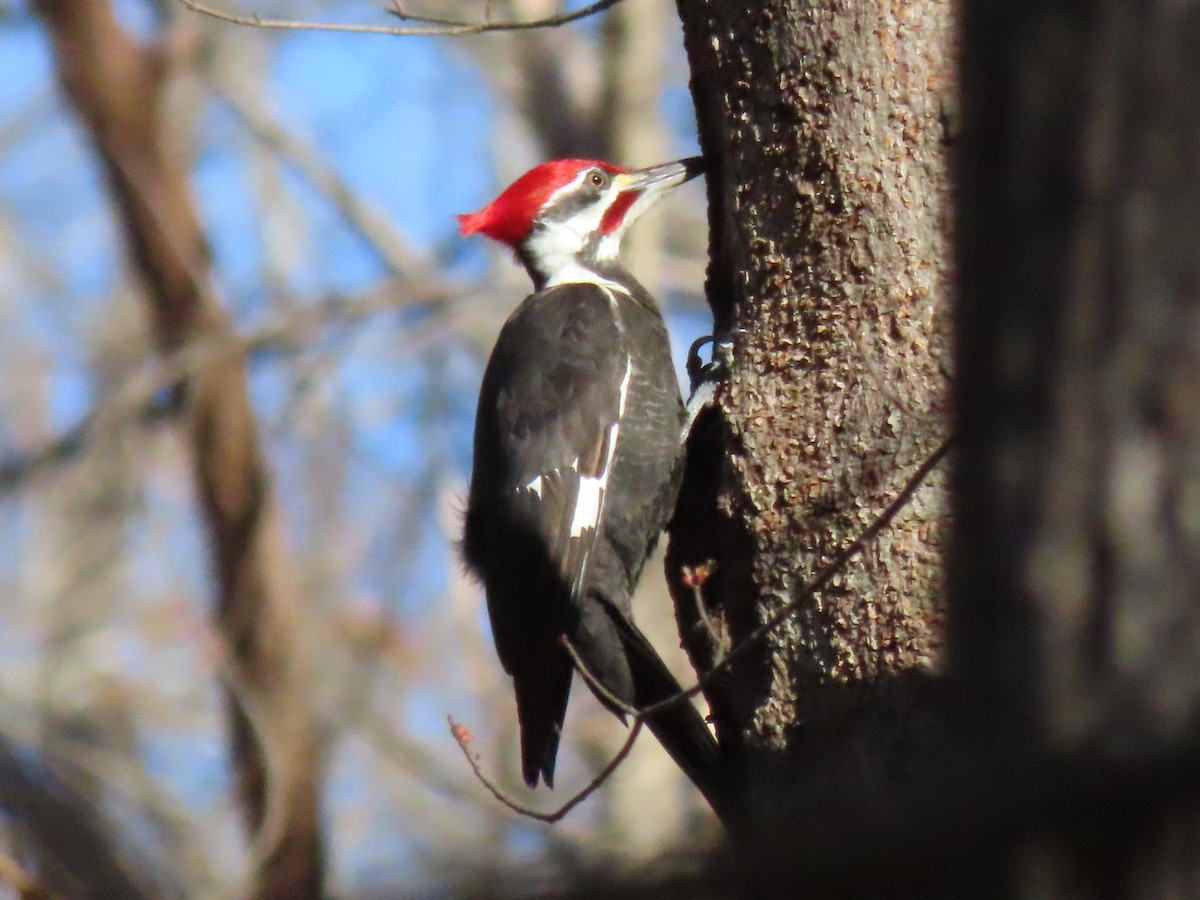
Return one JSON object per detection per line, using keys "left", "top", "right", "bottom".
{"left": 387, "top": 0, "right": 622, "bottom": 30}
{"left": 0, "top": 735, "right": 155, "bottom": 899}
{"left": 0, "top": 279, "right": 453, "bottom": 496}
{"left": 448, "top": 715, "right": 642, "bottom": 824}
{"left": 177, "top": 0, "right": 624, "bottom": 37}
{"left": 36, "top": 1, "right": 326, "bottom": 893}
{"left": 681, "top": 562, "right": 727, "bottom": 662}
{"left": 203, "top": 72, "right": 429, "bottom": 279}
{"left": 463, "top": 440, "right": 949, "bottom": 821}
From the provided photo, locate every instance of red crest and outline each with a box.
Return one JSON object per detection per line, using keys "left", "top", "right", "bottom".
{"left": 457, "top": 159, "right": 627, "bottom": 246}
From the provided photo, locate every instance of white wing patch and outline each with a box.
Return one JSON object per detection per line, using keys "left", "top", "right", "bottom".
{"left": 524, "top": 474, "right": 544, "bottom": 499}
{"left": 615, "top": 354, "right": 633, "bottom": 416}
{"left": 566, "top": 357, "right": 632, "bottom": 585}
{"left": 569, "top": 475, "right": 605, "bottom": 537}
{"left": 514, "top": 356, "right": 635, "bottom": 596}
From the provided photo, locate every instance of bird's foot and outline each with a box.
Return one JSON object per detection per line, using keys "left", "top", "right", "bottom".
{"left": 682, "top": 332, "right": 733, "bottom": 442}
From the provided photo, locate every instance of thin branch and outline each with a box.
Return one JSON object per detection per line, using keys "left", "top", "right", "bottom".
{"left": 448, "top": 715, "right": 642, "bottom": 823}
{"left": 387, "top": 0, "right": 622, "bottom": 30}
{"left": 177, "top": 0, "right": 624, "bottom": 37}
{"left": 681, "top": 562, "right": 726, "bottom": 662}
{"left": 332, "top": 629, "right": 582, "bottom": 858}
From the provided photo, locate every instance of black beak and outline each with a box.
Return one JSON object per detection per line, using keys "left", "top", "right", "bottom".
{"left": 621, "top": 156, "right": 707, "bottom": 193}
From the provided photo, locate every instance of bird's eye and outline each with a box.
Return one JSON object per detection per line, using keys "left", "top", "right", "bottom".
{"left": 588, "top": 170, "right": 607, "bottom": 187}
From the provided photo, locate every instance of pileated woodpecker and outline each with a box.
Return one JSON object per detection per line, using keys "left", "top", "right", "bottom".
{"left": 459, "top": 157, "right": 725, "bottom": 809}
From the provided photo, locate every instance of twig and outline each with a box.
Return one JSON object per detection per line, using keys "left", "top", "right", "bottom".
{"left": 386, "top": 0, "right": 622, "bottom": 30}
{"left": 681, "top": 562, "right": 726, "bottom": 662}
{"left": 448, "top": 715, "right": 642, "bottom": 823}
{"left": 178, "top": 0, "right": 624, "bottom": 37}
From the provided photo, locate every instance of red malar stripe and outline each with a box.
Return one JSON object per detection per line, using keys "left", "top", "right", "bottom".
{"left": 600, "top": 190, "right": 640, "bottom": 235}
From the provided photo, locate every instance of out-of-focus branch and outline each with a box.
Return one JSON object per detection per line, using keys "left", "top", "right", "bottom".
{"left": 0, "top": 278, "right": 455, "bottom": 496}
{"left": 204, "top": 71, "right": 429, "bottom": 279}
{"left": 0, "top": 734, "right": 154, "bottom": 899}
{"left": 480, "top": 0, "right": 598, "bottom": 158}
{"left": 0, "top": 396, "right": 171, "bottom": 493}
{"left": 177, "top": 0, "right": 624, "bottom": 37}
{"left": 35, "top": 1, "right": 324, "bottom": 897}
{"left": 0, "top": 848, "right": 48, "bottom": 900}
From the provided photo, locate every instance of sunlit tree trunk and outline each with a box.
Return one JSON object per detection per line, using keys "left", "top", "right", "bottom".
{"left": 669, "top": 0, "right": 955, "bottom": 818}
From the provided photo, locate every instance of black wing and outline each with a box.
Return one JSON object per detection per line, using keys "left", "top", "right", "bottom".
{"left": 463, "top": 283, "right": 631, "bottom": 788}
{"left": 464, "top": 282, "right": 629, "bottom": 666}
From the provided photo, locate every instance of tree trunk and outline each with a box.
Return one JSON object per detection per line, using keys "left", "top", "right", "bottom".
{"left": 956, "top": 0, "right": 1200, "bottom": 893}
{"left": 36, "top": 2, "right": 325, "bottom": 896}
{"left": 670, "top": 0, "right": 955, "bottom": 816}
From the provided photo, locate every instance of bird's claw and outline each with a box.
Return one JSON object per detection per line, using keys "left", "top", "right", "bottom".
{"left": 686, "top": 332, "right": 733, "bottom": 392}
{"left": 682, "top": 332, "right": 733, "bottom": 441}
{"left": 685, "top": 335, "right": 714, "bottom": 390}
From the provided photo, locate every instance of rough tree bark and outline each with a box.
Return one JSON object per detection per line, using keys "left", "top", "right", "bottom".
{"left": 668, "top": 0, "right": 955, "bottom": 817}
{"left": 36, "top": 2, "right": 324, "bottom": 897}
{"left": 956, "top": 0, "right": 1200, "bottom": 893}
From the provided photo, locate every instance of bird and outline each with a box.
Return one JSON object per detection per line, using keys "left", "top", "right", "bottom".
{"left": 458, "top": 156, "right": 727, "bottom": 814}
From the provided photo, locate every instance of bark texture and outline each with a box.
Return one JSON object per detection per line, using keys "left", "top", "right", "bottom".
{"left": 670, "top": 0, "right": 955, "bottom": 805}
{"left": 956, "top": 0, "right": 1200, "bottom": 892}
{"left": 37, "top": 2, "right": 324, "bottom": 897}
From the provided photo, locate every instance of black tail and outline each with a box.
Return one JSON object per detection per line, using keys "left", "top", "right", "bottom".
{"left": 513, "top": 643, "right": 574, "bottom": 788}
{"left": 601, "top": 603, "right": 738, "bottom": 829}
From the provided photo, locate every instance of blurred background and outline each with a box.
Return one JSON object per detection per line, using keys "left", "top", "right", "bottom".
{"left": 0, "top": 0, "right": 718, "bottom": 895}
